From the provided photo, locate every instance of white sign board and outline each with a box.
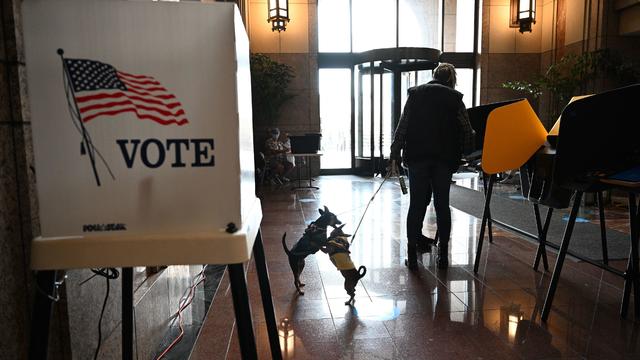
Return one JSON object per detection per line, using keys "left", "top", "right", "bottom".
{"left": 23, "top": 0, "right": 260, "bottom": 269}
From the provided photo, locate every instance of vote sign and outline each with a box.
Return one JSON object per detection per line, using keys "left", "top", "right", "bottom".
{"left": 23, "top": 0, "right": 256, "bottom": 240}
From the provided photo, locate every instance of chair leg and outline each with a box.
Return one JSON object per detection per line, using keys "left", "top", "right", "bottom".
{"left": 597, "top": 191, "right": 609, "bottom": 265}
{"left": 541, "top": 191, "right": 582, "bottom": 322}
{"left": 474, "top": 175, "right": 495, "bottom": 273}
{"left": 621, "top": 193, "right": 640, "bottom": 319}
{"left": 533, "top": 204, "right": 552, "bottom": 272}
{"left": 482, "top": 173, "right": 494, "bottom": 244}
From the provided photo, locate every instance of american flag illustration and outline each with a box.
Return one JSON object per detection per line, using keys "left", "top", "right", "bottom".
{"left": 63, "top": 58, "right": 188, "bottom": 126}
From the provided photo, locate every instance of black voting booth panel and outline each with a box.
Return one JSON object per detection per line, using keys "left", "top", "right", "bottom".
{"left": 553, "top": 84, "right": 640, "bottom": 192}
{"left": 290, "top": 133, "right": 321, "bottom": 154}
{"left": 539, "top": 84, "right": 640, "bottom": 321}
{"left": 467, "top": 98, "right": 523, "bottom": 154}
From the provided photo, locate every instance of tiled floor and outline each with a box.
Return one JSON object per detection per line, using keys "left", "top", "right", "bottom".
{"left": 191, "top": 175, "right": 639, "bottom": 359}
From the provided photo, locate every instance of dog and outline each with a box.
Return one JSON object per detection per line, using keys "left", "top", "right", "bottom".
{"left": 282, "top": 206, "right": 342, "bottom": 295}
{"left": 322, "top": 224, "right": 367, "bottom": 305}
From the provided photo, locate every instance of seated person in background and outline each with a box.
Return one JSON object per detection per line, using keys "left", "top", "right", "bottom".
{"left": 265, "top": 128, "right": 294, "bottom": 182}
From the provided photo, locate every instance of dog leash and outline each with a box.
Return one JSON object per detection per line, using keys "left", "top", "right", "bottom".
{"left": 350, "top": 161, "right": 405, "bottom": 244}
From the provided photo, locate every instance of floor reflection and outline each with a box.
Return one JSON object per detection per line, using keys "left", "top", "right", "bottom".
{"left": 192, "top": 175, "right": 640, "bottom": 360}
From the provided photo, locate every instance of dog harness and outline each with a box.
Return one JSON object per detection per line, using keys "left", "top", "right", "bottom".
{"left": 290, "top": 223, "right": 327, "bottom": 256}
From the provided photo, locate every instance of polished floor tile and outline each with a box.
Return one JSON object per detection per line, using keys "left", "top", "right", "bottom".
{"left": 190, "top": 175, "right": 640, "bottom": 359}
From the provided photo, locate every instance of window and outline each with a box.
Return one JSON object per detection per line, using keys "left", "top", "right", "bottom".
{"left": 318, "top": 0, "right": 351, "bottom": 52}
{"left": 318, "top": 0, "right": 481, "bottom": 172}
{"left": 352, "top": 0, "right": 397, "bottom": 52}
{"left": 456, "top": 68, "right": 474, "bottom": 109}
{"left": 319, "top": 69, "right": 352, "bottom": 169}
{"left": 398, "top": 0, "right": 441, "bottom": 48}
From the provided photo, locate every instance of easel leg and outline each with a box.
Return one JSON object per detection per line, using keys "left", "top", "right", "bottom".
{"left": 29, "top": 270, "right": 57, "bottom": 360}
{"left": 474, "top": 174, "right": 495, "bottom": 273}
{"left": 541, "top": 191, "right": 582, "bottom": 322}
{"left": 253, "top": 230, "right": 283, "bottom": 360}
{"left": 228, "top": 263, "right": 258, "bottom": 360}
{"left": 122, "top": 267, "right": 134, "bottom": 360}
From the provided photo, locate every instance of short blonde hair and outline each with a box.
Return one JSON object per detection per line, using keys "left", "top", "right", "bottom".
{"left": 433, "top": 63, "right": 457, "bottom": 88}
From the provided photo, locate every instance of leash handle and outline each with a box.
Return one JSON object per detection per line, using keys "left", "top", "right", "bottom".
{"left": 393, "top": 161, "right": 408, "bottom": 195}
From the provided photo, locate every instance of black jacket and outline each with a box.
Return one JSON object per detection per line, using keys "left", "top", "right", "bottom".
{"left": 402, "top": 80, "right": 464, "bottom": 168}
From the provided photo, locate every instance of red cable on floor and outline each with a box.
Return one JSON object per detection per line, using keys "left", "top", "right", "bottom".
{"left": 155, "top": 269, "right": 207, "bottom": 360}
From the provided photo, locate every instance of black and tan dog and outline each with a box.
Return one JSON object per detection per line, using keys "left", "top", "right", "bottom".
{"left": 282, "top": 206, "right": 342, "bottom": 295}
{"left": 322, "top": 224, "right": 367, "bottom": 305}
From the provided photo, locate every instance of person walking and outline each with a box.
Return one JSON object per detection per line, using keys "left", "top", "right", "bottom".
{"left": 390, "top": 63, "right": 475, "bottom": 270}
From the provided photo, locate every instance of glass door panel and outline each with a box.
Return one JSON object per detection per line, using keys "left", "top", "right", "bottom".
{"left": 355, "top": 64, "right": 394, "bottom": 171}
{"left": 373, "top": 71, "right": 380, "bottom": 157}
{"left": 354, "top": 66, "right": 362, "bottom": 158}
{"left": 381, "top": 72, "right": 393, "bottom": 158}
{"left": 361, "top": 70, "right": 372, "bottom": 157}
{"left": 319, "top": 69, "right": 352, "bottom": 169}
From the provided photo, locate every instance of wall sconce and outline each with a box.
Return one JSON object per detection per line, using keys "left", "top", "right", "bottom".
{"left": 268, "top": 0, "right": 290, "bottom": 32}
{"left": 511, "top": 0, "right": 536, "bottom": 33}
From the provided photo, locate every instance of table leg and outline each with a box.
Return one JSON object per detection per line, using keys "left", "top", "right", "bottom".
{"left": 292, "top": 155, "right": 319, "bottom": 190}
{"left": 306, "top": 155, "right": 311, "bottom": 188}
{"left": 228, "top": 263, "right": 258, "bottom": 359}
{"left": 122, "top": 267, "right": 134, "bottom": 360}
{"left": 541, "top": 191, "right": 583, "bottom": 322}
{"left": 297, "top": 159, "right": 302, "bottom": 189}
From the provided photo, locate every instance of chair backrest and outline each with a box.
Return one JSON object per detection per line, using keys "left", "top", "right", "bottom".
{"left": 481, "top": 99, "right": 548, "bottom": 175}
{"left": 467, "top": 98, "right": 522, "bottom": 152}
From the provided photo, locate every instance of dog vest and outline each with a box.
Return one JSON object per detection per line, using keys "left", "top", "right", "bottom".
{"left": 326, "top": 237, "right": 355, "bottom": 270}
{"left": 330, "top": 253, "right": 355, "bottom": 270}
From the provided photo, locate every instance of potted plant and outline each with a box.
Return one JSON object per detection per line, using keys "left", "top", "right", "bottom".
{"left": 250, "top": 53, "right": 295, "bottom": 129}
{"left": 503, "top": 49, "right": 639, "bottom": 123}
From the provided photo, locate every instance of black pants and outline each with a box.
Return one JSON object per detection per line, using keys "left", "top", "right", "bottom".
{"left": 407, "top": 159, "right": 453, "bottom": 248}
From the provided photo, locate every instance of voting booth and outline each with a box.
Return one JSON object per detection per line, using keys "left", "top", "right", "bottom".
{"left": 23, "top": 1, "right": 280, "bottom": 358}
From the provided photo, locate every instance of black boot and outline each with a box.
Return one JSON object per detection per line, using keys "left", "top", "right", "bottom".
{"left": 436, "top": 242, "right": 448, "bottom": 269}
{"left": 405, "top": 244, "right": 418, "bottom": 270}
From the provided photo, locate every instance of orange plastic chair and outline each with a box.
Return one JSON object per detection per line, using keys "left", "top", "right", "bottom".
{"left": 481, "top": 99, "right": 548, "bottom": 175}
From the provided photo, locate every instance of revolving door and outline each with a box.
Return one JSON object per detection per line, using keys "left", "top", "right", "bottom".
{"left": 353, "top": 48, "right": 440, "bottom": 175}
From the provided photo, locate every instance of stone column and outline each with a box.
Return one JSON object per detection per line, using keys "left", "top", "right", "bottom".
{"left": 0, "top": 0, "right": 71, "bottom": 358}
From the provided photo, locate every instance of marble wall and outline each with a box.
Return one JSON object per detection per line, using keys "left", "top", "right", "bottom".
{"left": 248, "top": 0, "right": 321, "bottom": 175}
{"left": 0, "top": 0, "right": 63, "bottom": 358}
